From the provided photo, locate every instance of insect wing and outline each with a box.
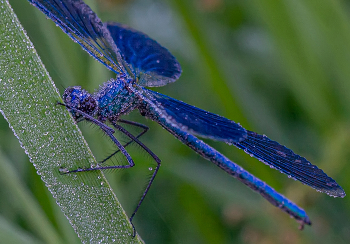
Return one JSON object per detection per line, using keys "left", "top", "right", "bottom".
{"left": 107, "top": 23, "right": 182, "bottom": 87}
{"left": 235, "top": 131, "right": 345, "bottom": 197}
{"left": 141, "top": 88, "right": 247, "bottom": 143}
{"left": 28, "top": 0, "right": 126, "bottom": 75}
{"left": 139, "top": 89, "right": 312, "bottom": 226}
{"left": 142, "top": 88, "right": 345, "bottom": 198}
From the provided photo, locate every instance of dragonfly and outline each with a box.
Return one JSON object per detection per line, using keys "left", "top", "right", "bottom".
{"left": 28, "top": 0, "right": 345, "bottom": 236}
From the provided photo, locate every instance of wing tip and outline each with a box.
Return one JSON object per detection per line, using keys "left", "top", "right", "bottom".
{"left": 324, "top": 186, "right": 346, "bottom": 198}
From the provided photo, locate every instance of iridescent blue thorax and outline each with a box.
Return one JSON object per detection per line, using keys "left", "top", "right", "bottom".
{"left": 94, "top": 74, "right": 138, "bottom": 122}
{"left": 63, "top": 74, "right": 139, "bottom": 122}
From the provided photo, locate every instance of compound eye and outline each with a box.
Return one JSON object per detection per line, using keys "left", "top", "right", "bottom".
{"left": 81, "top": 96, "right": 98, "bottom": 115}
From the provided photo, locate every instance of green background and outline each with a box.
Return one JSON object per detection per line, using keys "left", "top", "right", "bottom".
{"left": 3, "top": 0, "right": 350, "bottom": 243}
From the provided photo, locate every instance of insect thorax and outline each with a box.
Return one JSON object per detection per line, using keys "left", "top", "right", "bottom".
{"left": 94, "top": 75, "right": 139, "bottom": 122}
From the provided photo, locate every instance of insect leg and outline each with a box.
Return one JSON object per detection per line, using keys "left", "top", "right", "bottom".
{"left": 111, "top": 122, "right": 161, "bottom": 237}
{"left": 100, "top": 119, "right": 149, "bottom": 163}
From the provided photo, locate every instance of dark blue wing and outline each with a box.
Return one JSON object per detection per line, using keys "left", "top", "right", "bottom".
{"left": 142, "top": 88, "right": 247, "bottom": 143}
{"left": 28, "top": 0, "right": 127, "bottom": 75}
{"left": 107, "top": 23, "right": 182, "bottom": 87}
{"left": 142, "top": 88, "right": 345, "bottom": 197}
{"left": 139, "top": 88, "right": 311, "bottom": 226}
{"left": 235, "top": 131, "right": 345, "bottom": 197}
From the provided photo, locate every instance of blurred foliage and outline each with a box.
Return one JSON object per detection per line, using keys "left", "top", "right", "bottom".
{"left": 2, "top": 0, "right": 350, "bottom": 243}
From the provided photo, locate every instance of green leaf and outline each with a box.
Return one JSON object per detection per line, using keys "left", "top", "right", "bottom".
{"left": 0, "top": 0, "right": 143, "bottom": 243}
